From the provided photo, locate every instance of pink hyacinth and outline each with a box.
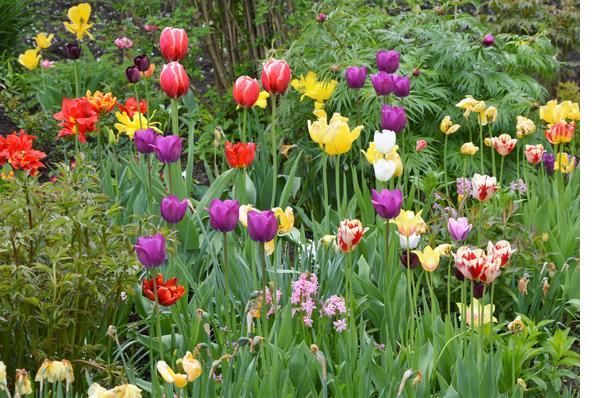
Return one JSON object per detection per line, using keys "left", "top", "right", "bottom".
{"left": 290, "top": 272, "right": 320, "bottom": 326}
{"left": 41, "top": 59, "right": 55, "bottom": 69}
{"left": 265, "top": 287, "right": 281, "bottom": 317}
{"left": 333, "top": 319, "right": 347, "bottom": 332}
{"left": 321, "top": 295, "right": 347, "bottom": 317}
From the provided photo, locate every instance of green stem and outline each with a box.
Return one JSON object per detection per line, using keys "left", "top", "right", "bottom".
{"left": 444, "top": 134, "right": 449, "bottom": 198}
{"left": 171, "top": 99, "right": 179, "bottom": 136}
{"left": 335, "top": 155, "right": 341, "bottom": 215}
{"left": 499, "top": 156, "right": 505, "bottom": 186}
{"left": 479, "top": 124, "right": 484, "bottom": 173}
{"left": 322, "top": 156, "right": 329, "bottom": 211}
{"left": 242, "top": 108, "right": 248, "bottom": 142}
{"left": 146, "top": 154, "right": 153, "bottom": 211}
{"left": 270, "top": 96, "right": 278, "bottom": 207}
{"left": 446, "top": 261, "right": 452, "bottom": 316}
{"left": 153, "top": 271, "right": 164, "bottom": 359}
{"left": 488, "top": 126, "right": 496, "bottom": 176}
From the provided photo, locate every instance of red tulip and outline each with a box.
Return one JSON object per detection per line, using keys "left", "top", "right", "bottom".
{"left": 159, "top": 27, "right": 188, "bottom": 62}
{"left": 160, "top": 62, "right": 190, "bottom": 99}
{"left": 53, "top": 98, "right": 98, "bottom": 143}
{"left": 142, "top": 273, "right": 185, "bottom": 306}
{"left": 233, "top": 76, "right": 260, "bottom": 107}
{"left": 261, "top": 58, "right": 291, "bottom": 95}
{"left": 225, "top": 141, "right": 256, "bottom": 169}
{"left": 0, "top": 130, "right": 46, "bottom": 176}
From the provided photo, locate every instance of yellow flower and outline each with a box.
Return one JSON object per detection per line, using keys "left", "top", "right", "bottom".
{"left": 319, "top": 235, "right": 338, "bottom": 250}
{"left": 386, "top": 150, "right": 403, "bottom": 177}
{"left": 253, "top": 90, "right": 269, "bottom": 109}
{"left": 87, "top": 383, "right": 113, "bottom": 398}
{"left": 392, "top": 209, "right": 425, "bottom": 237}
{"left": 308, "top": 111, "right": 362, "bottom": 155}
{"left": 35, "top": 359, "right": 74, "bottom": 384}
{"left": 478, "top": 106, "right": 497, "bottom": 126}
{"left": 440, "top": 116, "right": 460, "bottom": 135}
{"left": 239, "top": 204, "right": 256, "bottom": 227}
{"left": 18, "top": 48, "right": 41, "bottom": 70}
{"left": 539, "top": 99, "right": 579, "bottom": 125}
{"left": 35, "top": 32, "right": 54, "bottom": 49}
{"left": 15, "top": 369, "right": 33, "bottom": 395}
{"left": 307, "top": 110, "right": 330, "bottom": 145}
{"left": 273, "top": 206, "right": 294, "bottom": 234}
{"left": 484, "top": 137, "right": 492, "bottom": 147}
{"left": 112, "top": 384, "right": 143, "bottom": 398}
{"left": 413, "top": 246, "right": 441, "bottom": 272}
{"left": 114, "top": 111, "right": 161, "bottom": 139}
{"left": 64, "top": 3, "right": 94, "bottom": 40}
{"left": 460, "top": 142, "right": 479, "bottom": 156}
{"left": 0, "top": 361, "right": 6, "bottom": 391}
{"left": 554, "top": 153, "right": 576, "bottom": 174}
{"left": 292, "top": 71, "right": 337, "bottom": 109}
{"left": 455, "top": 95, "right": 485, "bottom": 119}
{"left": 456, "top": 298, "right": 497, "bottom": 327}
{"left": 567, "top": 102, "right": 579, "bottom": 121}
{"left": 265, "top": 239, "right": 275, "bottom": 255}
{"left": 516, "top": 115, "right": 536, "bottom": 139}
{"left": 156, "top": 360, "right": 188, "bottom": 389}
{"left": 507, "top": 315, "right": 525, "bottom": 333}
{"left": 181, "top": 351, "right": 202, "bottom": 382}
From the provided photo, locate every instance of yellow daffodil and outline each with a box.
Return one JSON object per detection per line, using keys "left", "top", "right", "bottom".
{"left": 292, "top": 71, "right": 337, "bottom": 109}
{"left": 539, "top": 99, "right": 579, "bottom": 125}
{"left": 554, "top": 153, "right": 576, "bottom": 174}
{"left": 478, "top": 106, "right": 497, "bottom": 126}
{"left": 457, "top": 299, "right": 497, "bottom": 327}
{"left": 35, "top": 32, "right": 54, "bottom": 49}
{"left": 273, "top": 206, "right": 294, "bottom": 234}
{"left": 308, "top": 111, "right": 363, "bottom": 155}
{"left": 460, "top": 142, "right": 479, "bottom": 155}
{"left": 253, "top": 90, "right": 269, "bottom": 109}
{"left": 440, "top": 116, "right": 460, "bottom": 135}
{"left": 181, "top": 351, "right": 202, "bottom": 382}
{"left": 516, "top": 115, "right": 536, "bottom": 138}
{"left": 18, "top": 48, "right": 41, "bottom": 70}
{"left": 114, "top": 111, "right": 161, "bottom": 139}
{"left": 35, "top": 359, "right": 74, "bottom": 384}
{"left": 15, "top": 369, "right": 33, "bottom": 395}
{"left": 156, "top": 360, "right": 188, "bottom": 389}
{"left": 64, "top": 3, "right": 94, "bottom": 40}
{"left": 392, "top": 209, "right": 425, "bottom": 237}
{"left": 239, "top": 204, "right": 256, "bottom": 227}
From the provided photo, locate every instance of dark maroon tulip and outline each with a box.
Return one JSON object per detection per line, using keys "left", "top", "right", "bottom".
{"left": 401, "top": 252, "right": 420, "bottom": 269}
{"left": 371, "top": 188, "right": 403, "bottom": 219}
{"left": 134, "top": 54, "right": 150, "bottom": 72}
{"left": 65, "top": 42, "right": 81, "bottom": 59}
{"left": 345, "top": 66, "right": 368, "bottom": 89}
{"left": 247, "top": 210, "right": 278, "bottom": 243}
{"left": 370, "top": 71, "right": 394, "bottom": 96}
{"left": 135, "top": 233, "right": 167, "bottom": 268}
{"left": 473, "top": 282, "right": 485, "bottom": 298}
{"left": 376, "top": 50, "right": 400, "bottom": 73}
{"left": 209, "top": 199, "right": 240, "bottom": 232}
{"left": 453, "top": 266, "right": 465, "bottom": 281}
{"left": 152, "top": 135, "right": 182, "bottom": 164}
{"left": 482, "top": 34, "right": 494, "bottom": 47}
{"left": 133, "top": 129, "right": 156, "bottom": 154}
{"left": 392, "top": 75, "right": 410, "bottom": 98}
{"left": 126, "top": 66, "right": 141, "bottom": 83}
{"left": 161, "top": 195, "right": 189, "bottom": 224}
{"left": 381, "top": 104, "right": 407, "bottom": 132}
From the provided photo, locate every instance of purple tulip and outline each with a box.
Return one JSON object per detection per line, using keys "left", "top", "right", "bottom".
{"left": 133, "top": 128, "right": 156, "bottom": 154}
{"left": 135, "top": 233, "right": 167, "bottom": 268}
{"left": 209, "top": 199, "right": 240, "bottom": 232}
{"left": 542, "top": 152, "right": 555, "bottom": 175}
{"left": 482, "top": 34, "right": 494, "bottom": 47}
{"left": 65, "top": 42, "right": 81, "bottom": 60}
{"left": 247, "top": 210, "right": 278, "bottom": 243}
{"left": 126, "top": 66, "right": 141, "bottom": 83}
{"left": 345, "top": 66, "right": 368, "bottom": 89}
{"left": 134, "top": 54, "right": 150, "bottom": 72}
{"left": 401, "top": 252, "right": 420, "bottom": 269}
{"left": 161, "top": 195, "right": 189, "bottom": 224}
{"left": 376, "top": 50, "right": 400, "bottom": 73}
{"left": 381, "top": 104, "right": 407, "bottom": 132}
{"left": 447, "top": 217, "right": 472, "bottom": 242}
{"left": 371, "top": 188, "right": 403, "bottom": 219}
{"left": 392, "top": 75, "right": 410, "bottom": 98}
{"left": 152, "top": 135, "right": 182, "bottom": 163}
{"left": 370, "top": 71, "right": 394, "bottom": 96}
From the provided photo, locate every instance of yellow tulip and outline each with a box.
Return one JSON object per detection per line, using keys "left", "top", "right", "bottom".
{"left": 273, "top": 206, "right": 294, "bottom": 234}
{"left": 440, "top": 116, "right": 460, "bottom": 135}
{"left": 238, "top": 204, "right": 256, "bottom": 227}
{"left": 455, "top": 95, "right": 479, "bottom": 119}
{"left": 516, "top": 115, "right": 535, "bottom": 139}
{"left": 539, "top": 99, "right": 579, "bottom": 125}
{"left": 554, "top": 153, "right": 576, "bottom": 174}
{"left": 413, "top": 246, "right": 441, "bottom": 272}
{"left": 114, "top": 111, "right": 161, "bottom": 139}
{"left": 156, "top": 360, "right": 188, "bottom": 389}
{"left": 64, "top": 3, "right": 94, "bottom": 40}
{"left": 253, "top": 90, "right": 269, "bottom": 109}
{"left": 478, "top": 106, "right": 497, "bottom": 126}
{"left": 307, "top": 110, "right": 330, "bottom": 145}
{"left": 460, "top": 142, "right": 479, "bottom": 156}
{"left": 456, "top": 299, "right": 497, "bottom": 327}
{"left": 35, "top": 32, "right": 54, "bottom": 49}
{"left": 308, "top": 111, "right": 362, "bottom": 155}
{"left": 18, "top": 48, "right": 40, "bottom": 70}
{"left": 182, "top": 351, "right": 202, "bottom": 382}
{"left": 392, "top": 209, "right": 425, "bottom": 237}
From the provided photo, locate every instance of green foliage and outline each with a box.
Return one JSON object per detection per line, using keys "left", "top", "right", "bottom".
{"left": 0, "top": 0, "right": 31, "bottom": 54}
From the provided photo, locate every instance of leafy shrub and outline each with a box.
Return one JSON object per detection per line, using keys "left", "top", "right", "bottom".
{"left": 0, "top": 0, "right": 31, "bottom": 54}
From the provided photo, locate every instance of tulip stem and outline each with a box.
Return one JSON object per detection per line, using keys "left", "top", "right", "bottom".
{"left": 242, "top": 108, "right": 248, "bottom": 143}
{"left": 259, "top": 243, "right": 269, "bottom": 338}
{"left": 153, "top": 272, "right": 164, "bottom": 359}
{"left": 223, "top": 232, "right": 231, "bottom": 329}
{"left": 488, "top": 126, "right": 496, "bottom": 177}
{"left": 499, "top": 156, "right": 505, "bottom": 187}
{"left": 171, "top": 99, "right": 179, "bottom": 136}
{"left": 446, "top": 261, "right": 452, "bottom": 316}
{"left": 270, "top": 96, "right": 278, "bottom": 208}
{"left": 322, "top": 156, "right": 329, "bottom": 211}
{"left": 443, "top": 134, "right": 449, "bottom": 198}
{"left": 147, "top": 154, "right": 153, "bottom": 211}
{"left": 335, "top": 155, "right": 341, "bottom": 215}
{"left": 479, "top": 124, "right": 484, "bottom": 173}
{"left": 406, "top": 246, "right": 415, "bottom": 350}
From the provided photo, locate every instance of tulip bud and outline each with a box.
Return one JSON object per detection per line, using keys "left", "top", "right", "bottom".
{"left": 373, "top": 158, "right": 396, "bottom": 182}
{"left": 135, "top": 233, "right": 167, "bottom": 268}
{"left": 261, "top": 58, "right": 292, "bottom": 95}
{"left": 412, "top": 68, "right": 421, "bottom": 77}
{"left": 415, "top": 139, "right": 427, "bottom": 152}
{"left": 225, "top": 141, "right": 256, "bottom": 169}
{"left": 374, "top": 129, "right": 396, "bottom": 154}
{"left": 65, "top": 42, "right": 81, "bottom": 59}
{"left": 392, "top": 75, "right": 410, "bottom": 98}
{"left": 160, "top": 27, "right": 188, "bottom": 62}
{"left": 401, "top": 252, "right": 420, "bottom": 269}
{"left": 233, "top": 76, "right": 260, "bottom": 108}
{"left": 152, "top": 135, "right": 182, "bottom": 164}
{"left": 381, "top": 104, "right": 407, "bottom": 132}
{"left": 125, "top": 66, "right": 141, "bottom": 83}
{"left": 345, "top": 66, "right": 368, "bottom": 89}
{"left": 209, "top": 199, "right": 240, "bottom": 233}
{"left": 376, "top": 50, "right": 400, "bottom": 73}
{"left": 316, "top": 12, "right": 327, "bottom": 23}
{"left": 518, "top": 275, "right": 529, "bottom": 295}
{"left": 133, "top": 128, "right": 156, "bottom": 154}
{"left": 542, "top": 278, "right": 550, "bottom": 297}
{"left": 134, "top": 54, "right": 151, "bottom": 72}
{"left": 160, "top": 62, "right": 190, "bottom": 98}
{"left": 482, "top": 34, "right": 494, "bottom": 47}
{"left": 161, "top": 195, "right": 189, "bottom": 224}
{"left": 473, "top": 282, "right": 485, "bottom": 299}
{"left": 370, "top": 71, "right": 394, "bottom": 96}
{"left": 247, "top": 210, "right": 278, "bottom": 242}
{"left": 371, "top": 188, "right": 403, "bottom": 219}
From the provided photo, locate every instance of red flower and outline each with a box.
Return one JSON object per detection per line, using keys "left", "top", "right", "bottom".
{"left": 261, "top": 58, "right": 291, "bottom": 95}
{"left": 53, "top": 98, "right": 98, "bottom": 143}
{"left": 142, "top": 273, "right": 185, "bottom": 306}
{"left": 225, "top": 141, "right": 256, "bottom": 168}
{"left": 233, "top": 76, "right": 260, "bottom": 108}
{"left": 160, "top": 61, "right": 190, "bottom": 99}
{"left": 0, "top": 130, "right": 46, "bottom": 176}
{"left": 159, "top": 27, "right": 188, "bottom": 62}
{"left": 117, "top": 97, "right": 148, "bottom": 118}
{"left": 337, "top": 219, "right": 368, "bottom": 253}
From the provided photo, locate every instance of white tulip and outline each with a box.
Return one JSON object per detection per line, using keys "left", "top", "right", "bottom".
{"left": 399, "top": 233, "right": 421, "bottom": 249}
{"left": 374, "top": 129, "right": 396, "bottom": 154}
{"left": 373, "top": 159, "right": 396, "bottom": 182}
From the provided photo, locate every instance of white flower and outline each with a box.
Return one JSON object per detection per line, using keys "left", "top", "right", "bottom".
{"left": 373, "top": 159, "right": 396, "bottom": 182}
{"left": 374, "top": 129, "right": 396, "bottom": 155}
{"left": 399, "top": 233, "right": 421, "bottom": 249}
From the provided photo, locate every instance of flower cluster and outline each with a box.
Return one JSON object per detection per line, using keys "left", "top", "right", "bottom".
{"left": 290, "top": 272, "right": 320, "bottom": 326}
{"left": 0, "top": 130, "right": 47, "bottom": 176}
{"left": 321, "top": 295, "right": 347, "bottom": 332}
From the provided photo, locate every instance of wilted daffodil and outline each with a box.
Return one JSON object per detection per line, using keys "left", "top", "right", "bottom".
{"left": 307, "top": 110, "right": 363, "bottom": 155}
{"left": 457, "top": 298, "right": 497, "bottom": 327}
{"left": 392, "top": 209, "right": 426, "bottom": 237}
{"left": 18, "top": 48, "right": 41, "bottom": 70}
{"left": 440, "top": 116, "right": 460, "bottom": 135}
{"left": 64, "top": 3, "right": 94, "bottom": 40}
{"left": 114, "top": 111, "right": 161, "bottom": 139}
{"left": 157, "top": 352, "right": 201, "bottom": 389}
{"left": 292, "top": 71, "right": 338, "bottom": 110}
{"left": 35, "top": 359, "right": 74, "bottom": 384}
{"left": 516, "top": 116, "right": 536, "bottom": 139}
